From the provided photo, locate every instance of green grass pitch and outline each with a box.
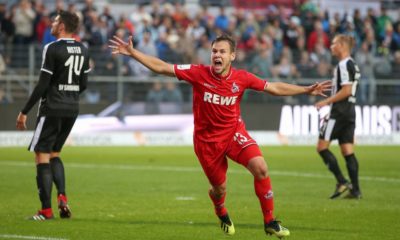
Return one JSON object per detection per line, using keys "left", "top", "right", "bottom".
{"left": 0, "top": 146, "right": 399, "bottom": 240}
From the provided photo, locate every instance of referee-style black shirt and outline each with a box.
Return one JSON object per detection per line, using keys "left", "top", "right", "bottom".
{"left": 330, "top": 57, "right": 361, "bottom": 121}
{"left": 22, "top": 38, "right": 91, "bottom": 117}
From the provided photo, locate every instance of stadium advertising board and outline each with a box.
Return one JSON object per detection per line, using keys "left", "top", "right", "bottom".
{"left": 278, "top": 105, "right": 400, "bottom": 145}
{"left": 0, "top": 105, "right": 399, "bottom": 146}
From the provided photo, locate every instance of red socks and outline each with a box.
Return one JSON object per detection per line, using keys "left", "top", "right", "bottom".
{"left": 40, "top": 208, "right": 54, "bottom": 218}
{"left": 208, "top": 177, "right": 275, "bottom": 223}
{"left": 254, "top": 177, "right": 274, "bottom": 223}
{"left": 208, "top": 190, "right": 228, "bottom": 217}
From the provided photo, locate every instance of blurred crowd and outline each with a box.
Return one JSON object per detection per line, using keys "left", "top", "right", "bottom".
{"left": 0, "top": 0, "right": 399, "bottom": 105}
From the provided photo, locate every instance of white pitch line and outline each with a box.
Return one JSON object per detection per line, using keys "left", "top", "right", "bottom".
{"left": 0, "top": 234, "right": 68, "bottom": 240}
{"left": 176, "top": 196, "right": 196, "bottom": 201}
{"left": 0, "top": 161, "right": 399, "bottom": 183}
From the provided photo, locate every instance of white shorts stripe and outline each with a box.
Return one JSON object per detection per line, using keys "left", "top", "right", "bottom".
{"left": 324, "top": 119, "right": 336, "bottom": 141}
{"left": 29, "top": 117, "right": 46, "bottom": 152}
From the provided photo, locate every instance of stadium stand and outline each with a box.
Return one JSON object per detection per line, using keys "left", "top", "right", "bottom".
{"left": 0, "top": 0, "right": 399, "bottom": 108}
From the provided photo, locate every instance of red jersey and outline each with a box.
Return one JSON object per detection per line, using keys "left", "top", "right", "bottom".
{"left": 174, "top": 64, "right": 268, "bottom": 142}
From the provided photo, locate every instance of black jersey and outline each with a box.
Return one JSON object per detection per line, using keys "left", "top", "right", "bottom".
{"left": 329, "top": 57, "right": 360, "bottom": 121}
{"left": 21, "top": 38, "right": 90, "bottom": 117}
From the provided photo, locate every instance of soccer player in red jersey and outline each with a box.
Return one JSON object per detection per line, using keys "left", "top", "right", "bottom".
{"left": 109, "top": 34, "right": 330, "bottom": 238}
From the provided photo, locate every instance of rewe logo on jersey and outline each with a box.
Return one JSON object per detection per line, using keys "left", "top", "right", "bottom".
{"left": 204, "top": 92, "right": 238, "bottom": 106}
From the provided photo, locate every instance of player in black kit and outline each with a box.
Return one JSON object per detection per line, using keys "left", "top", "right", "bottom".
{"left": 16, "top": 11, "right": 90, "bottom": 220}
{"left": 315, "top": 34, "right": 361, "bottom": 199}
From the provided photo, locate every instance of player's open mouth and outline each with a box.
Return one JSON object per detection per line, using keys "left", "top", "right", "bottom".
{"left": 214, "top": 59, "right": 222, "bottom": 67}
{"left": 214, "top": 59, "right": 222, "bottom": 68}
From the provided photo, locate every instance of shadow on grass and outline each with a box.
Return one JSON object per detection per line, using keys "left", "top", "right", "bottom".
{"left": 288, "top": 224, "right": 350, "bottom": 233}
{"left": 70, "top": 218, "right": 348, "bottom": 234}
{"left": 71, "top": 217, "right": 261, "bottom": 229}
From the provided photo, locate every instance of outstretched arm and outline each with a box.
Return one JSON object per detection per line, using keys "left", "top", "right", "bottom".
{"left": 265, "top": 81, "right": 331, "bottom": 97}
{"left": 108, "top": 36, "right": 175, "bottom": 77}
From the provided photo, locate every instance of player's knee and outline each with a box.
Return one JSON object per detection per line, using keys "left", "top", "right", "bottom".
{"left": 341, "top": 149, "right": 353, "bottom": 156}
{"left": 211, "top": 185, "right": 226, "bottom": 197}
{"left": 317, "top": 140, "right": 330, "bottom": 153}
{"left": 252, "top": 162, "right": 269, "bottom": 179}
{"left": 247, "top": 157, "right": 269, "bottom": 179}
{"left": 255, "top": 166, "right": 268, "bottom": 179}
{"left": 340, "top": 143, "right": 354, "bottom": 156}
{"left": 35, "top": 152, "right": 50, "bottom": 164}
{"left": 50, "top": 152, "right": 61, "bottom": 159}
{"left": 317, "top": 147, "right": 324, "bottom": 153}
{"left": 317, "top": 143, "right": 330, "bottom": 153}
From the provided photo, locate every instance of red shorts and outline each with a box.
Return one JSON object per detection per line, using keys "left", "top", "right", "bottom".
{"left": 193, "top": 123, "right": 262, "bottom": 186}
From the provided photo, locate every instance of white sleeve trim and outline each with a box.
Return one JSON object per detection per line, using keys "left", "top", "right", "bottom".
{"left": 84, "top": 68, "right": 92, "bottom": 73}
{"left": 173, "top": 64, "right": 180, "bottom": 81}
{"left": 340, "top": 82, "right": 353, "bottom": 86}
{"left": 41, "top": 68, "right": 53, "bottom": 75}
{"left": 338, "top": 60, "right": 350, "bottom": 84}
{"left": 41, "top": 42, "right": 54, "bottom": 69}
{"left": 263, "top": 81, "right": 269, "bottom": 90}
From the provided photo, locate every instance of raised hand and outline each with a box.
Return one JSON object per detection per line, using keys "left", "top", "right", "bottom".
{"left": 308, "top": 80, "right": 332, "bottom": 97}
{"left": 108, "top": 35, "right": 134, "bottom": 56}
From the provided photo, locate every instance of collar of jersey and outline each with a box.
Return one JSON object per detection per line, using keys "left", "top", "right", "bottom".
{"left": 209, "top": 66, "right": 233, "bottom": 81}
{"left": 58, "top": 38, "right": 75, "bottom": 41}
{"left": 339, "top": 56, "right": 351, "bottom": 64}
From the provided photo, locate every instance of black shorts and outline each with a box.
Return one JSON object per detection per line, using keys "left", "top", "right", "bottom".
{"left": 28, "top": 116, "right": 77, "bottom": 153}
{"left": 319, "top": 117, "right": 355, "bottom": 144}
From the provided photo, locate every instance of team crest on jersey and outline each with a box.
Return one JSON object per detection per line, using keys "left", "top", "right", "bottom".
{"left": 231, "top": 82, "right": 239, "bottom": 93}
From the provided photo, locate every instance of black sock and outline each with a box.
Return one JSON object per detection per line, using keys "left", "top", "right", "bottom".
{"left": 344, "top": 154, "right": 360, "bottom": 192}
{"left": 50, "top": 157, "right": 66, "bottom": 196}
{"left": 319, "top": 149, "right": 347, "bottom": 184}
{"left": 36, "top": 163, "right": 53, "bottom": 209}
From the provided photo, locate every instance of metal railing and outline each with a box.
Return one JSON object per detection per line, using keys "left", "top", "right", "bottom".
{"left": 0, "top": 44, "right": 399, "bottom": 105}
